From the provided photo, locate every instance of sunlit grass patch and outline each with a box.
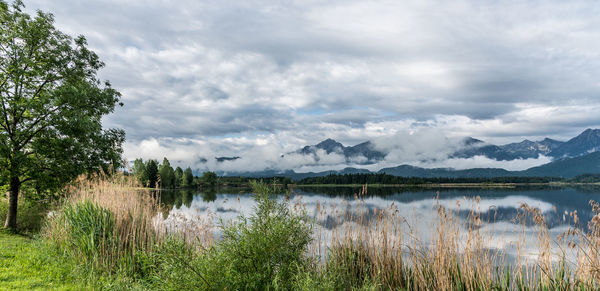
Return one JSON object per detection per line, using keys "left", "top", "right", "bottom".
{"left": 0, "top": 231, "right": 85, "bottom": 290}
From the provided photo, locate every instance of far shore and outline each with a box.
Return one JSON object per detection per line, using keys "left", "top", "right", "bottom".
{"left": 293, "top": 182, "right": 600, "bottom": 188}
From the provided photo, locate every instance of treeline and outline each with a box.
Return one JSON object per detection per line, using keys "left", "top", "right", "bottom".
{"left": 568, "top": 174, "right": 600, "bottom": 183}
{"left": 217, "top": 176, "right": 293, "bottom": 187}
{"left": 298, "top": 173, "right": 560, "bottom": 185}
{"left": 131, "top": 158, "right": 195, "bottom": 189}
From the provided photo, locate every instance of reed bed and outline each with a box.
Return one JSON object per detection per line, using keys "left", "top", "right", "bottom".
{"left": 42, "top": 176, "right": 600, "bottom": 290}
{"left": 294, "top": 186, "right": 600, "bottom": 290}
{"left": 44, "top": 173, "right": 160, "bottom": 272}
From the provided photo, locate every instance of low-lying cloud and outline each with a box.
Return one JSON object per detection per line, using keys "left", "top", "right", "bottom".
{"left": 124, "top": 128, "right": 553, "bottom": 173}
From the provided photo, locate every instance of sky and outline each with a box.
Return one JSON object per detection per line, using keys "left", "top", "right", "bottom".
{"left": 24, "top": 0, "right": 600, "bottom": 172}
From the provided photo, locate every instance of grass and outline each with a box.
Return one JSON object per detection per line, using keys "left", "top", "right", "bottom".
{"left": 7, "top": 175, "right": 600, "bottom": 290}
{"left": 44, "top": 174, "right": 160, "bottom": 276}
{"left": 0, "top": 231, "right": 86, "bottom": 290}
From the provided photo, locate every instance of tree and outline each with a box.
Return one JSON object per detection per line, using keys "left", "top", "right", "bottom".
{"left": 174, "top": 166, "right": 183, "bottom": 188}
{"left": 158, "top": 157, "right": 175, "bottom": 188}
{"left": 0, "top": 1, "right": 124, "bottom": 229}
{"left": 183, "top": 167, "right": 194, "bottom": 188}
{"left": 132, "top": 158, "right": 148, "bottom": 186}
{"left": 201, "top": 171, "right": 218, "bottom": 187}
{"left": 145, "top": 160, "right": 158, "bottom": 188}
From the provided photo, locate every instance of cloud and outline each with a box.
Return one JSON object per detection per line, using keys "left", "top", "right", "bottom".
{"left": 23, "top": 0, "right": 600, "bottom": 170}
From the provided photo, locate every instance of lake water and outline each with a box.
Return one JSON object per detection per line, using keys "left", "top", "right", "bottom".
{"left": 156, "top": 185, "right": 600, "bottom": 264}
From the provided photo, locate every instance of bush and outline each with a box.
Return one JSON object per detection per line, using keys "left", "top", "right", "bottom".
{"left": 0, "top": 197, "right": 47, "bottom": 233}
{"left": 197, "top": 180, "right": 312, "bottom": 290}
{"left": 56, "top": 201, "right": 116, "bottom": 267}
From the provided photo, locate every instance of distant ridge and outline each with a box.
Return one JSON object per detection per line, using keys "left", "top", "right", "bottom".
{"left": 452, "top": 129, "right": 600, "bottom": 160}
{"left": 206, "top": 129, "right": 600, "bottom": 179}
{"left": 548, "top": 129, "right": 600, "bottom": 158}
{"left": 292, "top": 128, "right": 600, "bottom": 163}
{"left": 215, "top": 151, "right": 600, "bottom": 180}
{"left": 293, "top": 138, "right": 386, "bottom": 164}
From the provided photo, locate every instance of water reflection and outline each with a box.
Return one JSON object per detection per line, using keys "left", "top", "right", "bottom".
{"left": 156, "top": 185, "right": 600, "bottom": 263}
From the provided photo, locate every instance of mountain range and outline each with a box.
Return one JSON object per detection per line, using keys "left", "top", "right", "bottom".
{"left": 294, "top": 128, "right": 600, "bottom": 163}
{"left": 214, "top": 128, "right": 600, "bottom": 180}
{"left": 218, "top": 151, "right": 600, "bottom": 180}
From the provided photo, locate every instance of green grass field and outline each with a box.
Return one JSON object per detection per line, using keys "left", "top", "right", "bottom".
{"left": 0, "top": 231, "right": 86, "bottom": 291}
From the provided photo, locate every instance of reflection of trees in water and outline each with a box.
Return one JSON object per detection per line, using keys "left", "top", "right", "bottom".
{"left": 202, "top": 188, "right": 217, "bottom": 202}
{"left": 158, "top": 186, "right": 600, "bottom": 231}
{"left": 569, "top": 185, "right": 600, "bottom": 194}
{"left": 159, "top": 187, "right": 222, "bottom": 211}
{"left": 294, "top": 185, "right": 593, "bottom": 197}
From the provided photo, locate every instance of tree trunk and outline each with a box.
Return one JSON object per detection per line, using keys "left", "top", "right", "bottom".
{"left": 4, "top": 176, "right": 20, "bottom": 229}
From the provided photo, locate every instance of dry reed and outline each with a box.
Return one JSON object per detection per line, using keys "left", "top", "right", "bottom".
{"left": 299, "top": 186, "right": 600, "bottom": 290}
{"left": 44, "top": 173, "right": 160, "bottom": 271}
{"left": 43, "top": 176, "right": 600, "bottom": 290}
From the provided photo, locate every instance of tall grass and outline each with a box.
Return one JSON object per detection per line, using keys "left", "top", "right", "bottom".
{"left": 41, "top": 175, "right": 600, "bottom": 290}
{"left": 44, "top": 174, "right": 159, "bottom": 274}
{"left": 302, "top": 187, "right": 600, "bottom": 290}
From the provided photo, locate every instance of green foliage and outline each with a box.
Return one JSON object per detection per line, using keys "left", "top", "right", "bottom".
{"left": 62, "top": 201, "right": 115, "bottom": 264}
{"left": 158, "top": 157, "right": 175, "bottom": 189}
{"left": 182, "top": 167, "right": 194, "bottom": 188}
{"left": 145, "top": 160, "right": 159, "bottom": 188}
{"left": 0, "top": 196, "right": 46, "bottom": 233}
{"left": 134, "top": 236, "right": 207, "bottom": 290}
{"left": 201, "top": 171, "right": 217, "bottom": 186}
{"left": 0, "top": 0, "right": 124, "bottom": 228}
{"left": 132, "top": 158, "right": 148, "bottom": 187}
{"left": 325, "top": 243, "right": 378, "bottom": 290}
{"left": 174, "top": 166, "right": 183, "bottom": 188}
{"left": 197, "top": 180, "right": 312, "bottom": 290}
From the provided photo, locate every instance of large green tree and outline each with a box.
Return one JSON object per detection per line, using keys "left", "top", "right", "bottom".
{"left": 158, "top": 157, "right": 175, "bottom": 188}
{"left": 201, "top": 171, "right": 218, "bottom": 187}
{"left": 0, "top": 1, "right": 124, "bottom": 229}
{"left": 182, "top": 167, "right": 194, "bottom": 188}
{"left": 145, "top": 160, "right": 159, "bottom": 188}
{"left": 132, "top": 158, "right": 148, "bottom": 186}
{"left": 174, "top": 166, "right": 183, "bottom": 188}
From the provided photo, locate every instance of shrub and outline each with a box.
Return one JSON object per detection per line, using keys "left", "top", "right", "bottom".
{"left": 0, "top": 197, "right": 48, "bottom": 233}
{"left": 199, "top": 180, "right": 313, "bottom": 290}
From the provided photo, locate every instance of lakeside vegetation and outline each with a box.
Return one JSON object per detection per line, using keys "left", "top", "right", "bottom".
{"left": 5, "top": 175, "right": 600, "bottom": 289}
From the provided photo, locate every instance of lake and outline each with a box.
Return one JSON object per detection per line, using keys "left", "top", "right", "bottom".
{"left": 155, "top": 185, "right": 600, "bottom": 264}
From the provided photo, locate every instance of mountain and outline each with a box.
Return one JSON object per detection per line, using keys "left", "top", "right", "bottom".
{"left": 451, "top": 129, "right": 600, "bottom": 161}
{"left": 549, "top": 129, "right": 600, "bottom": 158}
{"left": 294, "top": 129, "right": 600, "bottom": 164}
{"left": 217, "top": 151, "right": 600, "bottom": 180}
{"left": 499, "top": 138, "right": 563, "bottom": 159}
{"left": 452, "top": 138, "right": 519, "bottom": 161}
{"left": 209, "top": 129, "right": 600, "bottom": 179}
{"left": 521, "top": 151, "right": 600, "bottom": 177}
{"left": 296, "top": 139, "right": 387, "bottom": 164}
{"left": 299, "top": 138, "right": 344, "bottom": 155}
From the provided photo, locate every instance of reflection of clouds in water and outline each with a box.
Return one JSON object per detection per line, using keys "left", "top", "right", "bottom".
{"left": 158, "top": 193, "right": 574, "bottom": 264}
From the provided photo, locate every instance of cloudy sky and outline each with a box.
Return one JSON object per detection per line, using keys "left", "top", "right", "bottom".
{"left": 25, "top": 0, "right": 600, "bottom": 171}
